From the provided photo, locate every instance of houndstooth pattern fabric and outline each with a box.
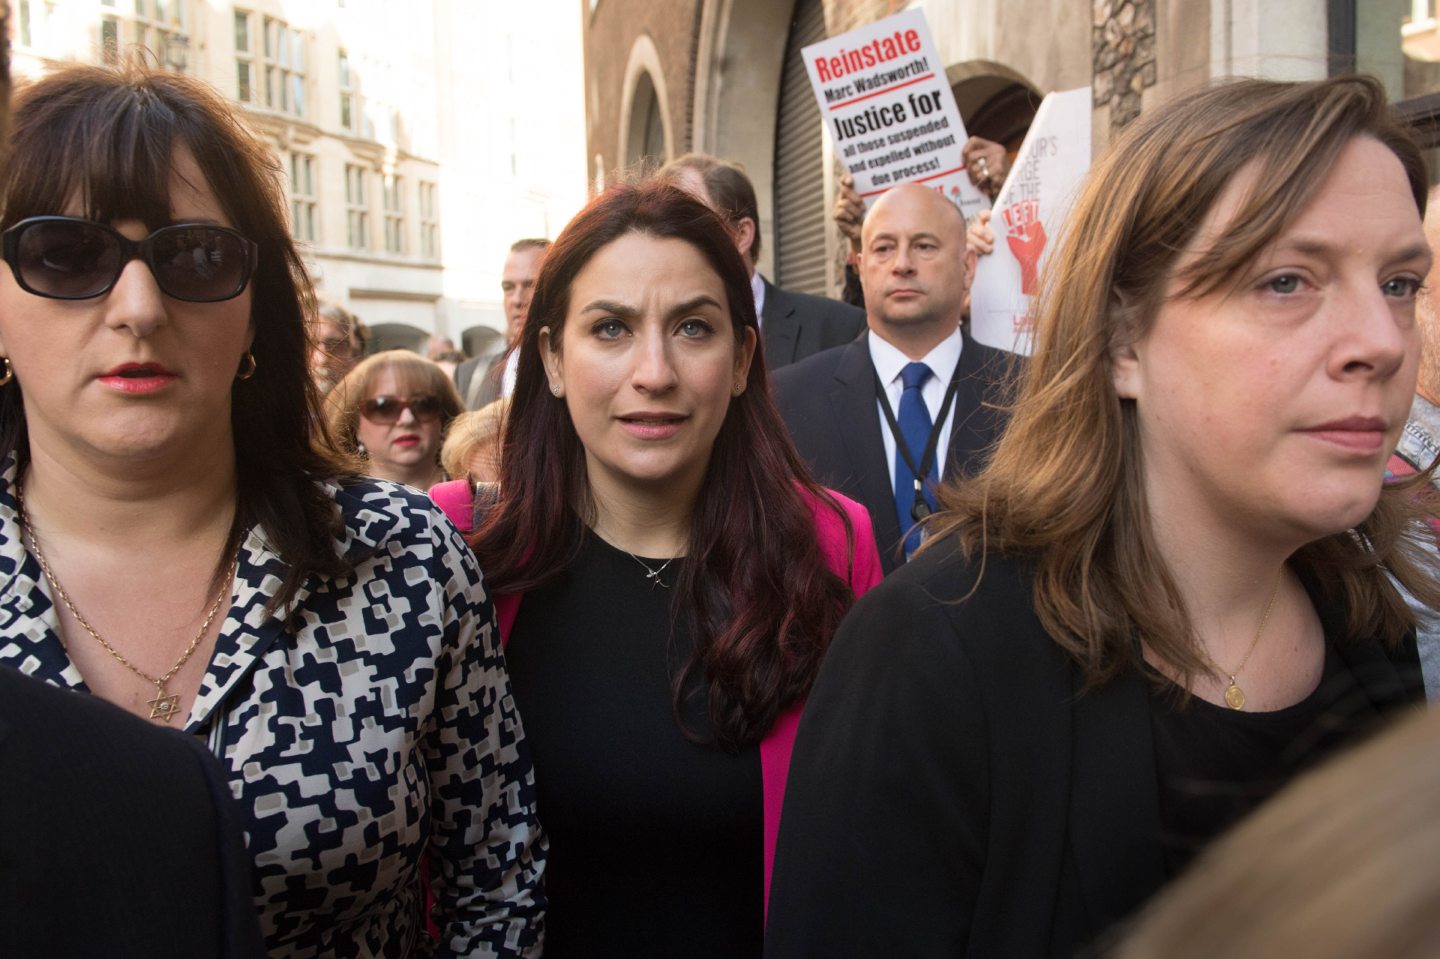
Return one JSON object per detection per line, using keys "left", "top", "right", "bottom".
{"left": 0, "top": 460, "right": 546, "bottom": 958}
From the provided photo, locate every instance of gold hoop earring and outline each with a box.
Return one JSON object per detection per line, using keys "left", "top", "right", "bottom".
{"left": 0, "top": 357, "right": 13, "bottom": 387}
{"left": 236, "top": 351, "right": 257, "bottom": 382}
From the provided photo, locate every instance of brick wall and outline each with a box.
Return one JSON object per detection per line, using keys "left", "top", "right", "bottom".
{"left": 584, "top": 0, "right": 703, "bottom": 186}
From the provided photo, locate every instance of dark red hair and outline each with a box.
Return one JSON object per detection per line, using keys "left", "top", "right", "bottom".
{"left": 472, "top": 181, "right": 856, "bottom": 750}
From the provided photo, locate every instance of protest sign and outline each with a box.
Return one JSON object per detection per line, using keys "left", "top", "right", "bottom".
{"left": 801, "top": 9, "right": 989, "bottom": 221}
{"left": 968, "top": 86, "right": 1092, "bottom": 355}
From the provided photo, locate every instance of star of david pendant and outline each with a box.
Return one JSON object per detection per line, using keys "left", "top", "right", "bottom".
{"left": 148, "top": 691, "right": 181, "bottom": 723}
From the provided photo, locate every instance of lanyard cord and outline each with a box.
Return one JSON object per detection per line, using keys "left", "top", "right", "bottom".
{"left": 873, "top": 362, "right": 963, "bottom": 522}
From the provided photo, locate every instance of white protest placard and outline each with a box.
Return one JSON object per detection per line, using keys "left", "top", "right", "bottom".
{"left": 968, "top": 86, "right": 1092, "bottom": 356}
{"left": 801, "top": 9, "right": 990, "bottom": 221}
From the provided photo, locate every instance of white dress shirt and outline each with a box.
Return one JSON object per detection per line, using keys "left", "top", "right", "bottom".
{"left": 868, "top": 327, "right": 964, "bottom": 490}
{"left": 751, "top": 272, "right": 766, "bottom": 329}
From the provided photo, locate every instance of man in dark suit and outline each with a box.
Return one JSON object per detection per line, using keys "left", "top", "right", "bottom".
{"left": 773, "top": 183, "right": 1012, "bottom": 574}
{"left": 660, "top": 154, "right": 865, "bottom": 368}
{"left": 0, "top": 665, "right": 263, "bottom": 958}
{"left": 454, "top": 238, "right": 550, "bottom": 409}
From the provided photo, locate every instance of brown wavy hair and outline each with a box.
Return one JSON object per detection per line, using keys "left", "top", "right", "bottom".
{"left": 0, "top": 63, "right": 351, "bottom": 614}
{"left": 472, "top": 181, "right": 856, "bottom": 750}
{"left": 926, "top": 74, "right": 1440, "bottom": 689}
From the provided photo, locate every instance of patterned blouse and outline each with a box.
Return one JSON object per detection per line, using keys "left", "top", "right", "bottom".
{"left": 0, "top": 462, "right": 546, "bottom": 958}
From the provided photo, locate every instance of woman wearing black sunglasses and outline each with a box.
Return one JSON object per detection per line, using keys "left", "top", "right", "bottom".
{"left": 327, "top": 350, "right": 464, "bottom": 490}
{"left": 0, "top": 65, "right": 545, "bottom": 956}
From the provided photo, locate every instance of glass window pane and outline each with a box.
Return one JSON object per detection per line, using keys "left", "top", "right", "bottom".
{"left": 234, "top": 12, "right": 249, "bottom": 52}
{"left": 237, "top": 63, "right": 251, "bottom": 101}
{"left": 1358, "top": 5, "right": 1440, "bottom": 105}
{"left": 101, "top": 18, "right": 120, "bottom": 62}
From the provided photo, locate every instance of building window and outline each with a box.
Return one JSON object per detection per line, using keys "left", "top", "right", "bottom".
{"left": 261, "top": 15, "right": 306, "bottom": 117}
{"left": 289, "top": 153, "right": 318, "bottom": 243}
{"left": 383, "top": 174, "right": 405, "bottom": 255}
{"left": 346, "top": 164, "right": 369, "bottom": 251}
{"left": 1338, "top": 0, "right": 1440, "bottom": 174}
{"left": 339, "top": 50, "right": 356, "bottom": 131}
{"left": 235, "top": 10, "right": 254, "bottom": 102}
{"left": 96, "top": 1, "right": 186, "bottom": 70}
{"left": 101, "top": 16, "right": 120, "bottom": 63}
{"left": 419, "top": 181, "right": 439, "bottom": 260}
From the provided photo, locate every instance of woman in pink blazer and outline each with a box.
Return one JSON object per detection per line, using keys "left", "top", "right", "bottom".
{"left": 434, "top": 181, "right": 880, "bottom": 957}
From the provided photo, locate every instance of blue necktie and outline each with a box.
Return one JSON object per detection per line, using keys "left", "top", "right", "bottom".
{"left": 894, "top": 362, "right": 938, "bottom": 556}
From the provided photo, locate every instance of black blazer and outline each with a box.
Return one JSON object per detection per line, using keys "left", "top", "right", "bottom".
{"left": 763, "top": 543, "right": 1424, "bottom": 958}
{"left": 454, "top": 351, "right": 506, "bottom": 410}
{"left": 760, "top": 277, "right": 866, "bottom": 369}
{"left": 0, "top": 666, "right": 263, "bottom": 959}
{"left": 772, "top": 330, "right": 1013, "bottom": 573}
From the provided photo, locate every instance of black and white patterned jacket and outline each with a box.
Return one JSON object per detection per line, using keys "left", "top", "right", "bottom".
{"left": 0, "top": 462, "right": 546, "bottom": 958}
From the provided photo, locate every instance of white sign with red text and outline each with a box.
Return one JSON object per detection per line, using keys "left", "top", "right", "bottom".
{"left": 969, "top": 86, "right": 1092, "bottom": 356}
{"left": 801, "top": 9, "right": 990, "bottom": 221}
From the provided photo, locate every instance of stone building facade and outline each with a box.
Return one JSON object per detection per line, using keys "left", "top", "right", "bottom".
{"left": 4, "top": 0, "right": 588, "bottom": 355}
{"left": 583, "top": 0, "right": 1438, "bottom": 297}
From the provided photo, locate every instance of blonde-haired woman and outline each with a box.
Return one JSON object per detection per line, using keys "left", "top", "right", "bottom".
{"left": 767, "top": 75, "right": 1435, "bottom": 957}
{"left": 431, "top": 400, "right": 507, "bottom": 535}
{"left": 326, "top": 350, "right": 463, "bottom": 489}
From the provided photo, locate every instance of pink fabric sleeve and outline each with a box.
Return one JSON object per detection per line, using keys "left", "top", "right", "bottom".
{"left": 761, "top": 487, "right": 881, "bottom": 916}
{"left": 427, "top": 479, "right": 475, "bottom": 534}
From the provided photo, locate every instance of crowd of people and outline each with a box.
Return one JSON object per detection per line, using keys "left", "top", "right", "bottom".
{"left": 0, "top": 58, "right": 1436, "bottom": 959}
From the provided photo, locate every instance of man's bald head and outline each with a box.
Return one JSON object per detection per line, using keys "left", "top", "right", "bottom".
{"left": 857, "top": 183, "right": 970, "bottom": 359}
{"left": 860, "top": 183, "right": 967, "bottom": 248}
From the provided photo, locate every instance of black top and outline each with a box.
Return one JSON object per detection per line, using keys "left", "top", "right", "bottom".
{"left": 1149, "top": 641, "right": 1388, "bottom": 875}
{"left": 764, "top": 542, "right": 1423, "bottom": 959}
{"left": 505, "top": 531, "right": 763, "bottom": 958}
{"left": 0, "top": 665, "right": 263, "bottom": 959}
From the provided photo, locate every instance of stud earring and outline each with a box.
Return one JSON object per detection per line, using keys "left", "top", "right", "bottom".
{"left": 551, "top": 384, "right": 562, "bottom": 396}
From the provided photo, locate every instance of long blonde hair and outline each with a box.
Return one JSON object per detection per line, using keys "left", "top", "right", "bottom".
{"left": 928, "top": 75, "right": 1439, "bottom": 688}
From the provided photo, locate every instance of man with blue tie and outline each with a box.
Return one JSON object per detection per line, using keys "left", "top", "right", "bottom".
{"left": 773, "top": 183, "right": 1013, "bottom": 574}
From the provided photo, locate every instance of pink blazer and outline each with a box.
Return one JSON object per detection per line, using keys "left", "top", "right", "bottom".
{"left": 429, "top": 479, "right": 476, "bottom": 533}
{"left": 431, "top": 483, "right": 882, "bottom": 913}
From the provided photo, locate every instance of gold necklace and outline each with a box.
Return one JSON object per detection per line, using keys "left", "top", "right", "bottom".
{"left": 1196, "top": 571, "right": 1283, "bottom": 711}
{"left": 17, "top": 484, "right": 237, "bottom": 724}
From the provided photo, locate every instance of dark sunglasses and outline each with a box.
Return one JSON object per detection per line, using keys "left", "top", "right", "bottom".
{"left": 360, "top": 394, "right": 444, "bottom": 424}
{"left": 1, "top": 216, "right": 259, "bottom": 302}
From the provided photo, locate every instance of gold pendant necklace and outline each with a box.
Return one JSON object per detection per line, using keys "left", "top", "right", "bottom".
{"left": 1199, "top": 571, "right": 1283, "bottom": 711}
{"left": 17, "top": 483, "right": 237, "bottom": 724}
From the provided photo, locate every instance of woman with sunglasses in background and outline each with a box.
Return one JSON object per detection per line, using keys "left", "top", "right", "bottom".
{"left": 327, "top": 350, "right": 463, "bottom": 490}
{"left": 0, "top": 65, "right": 545, "bottom": 957}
